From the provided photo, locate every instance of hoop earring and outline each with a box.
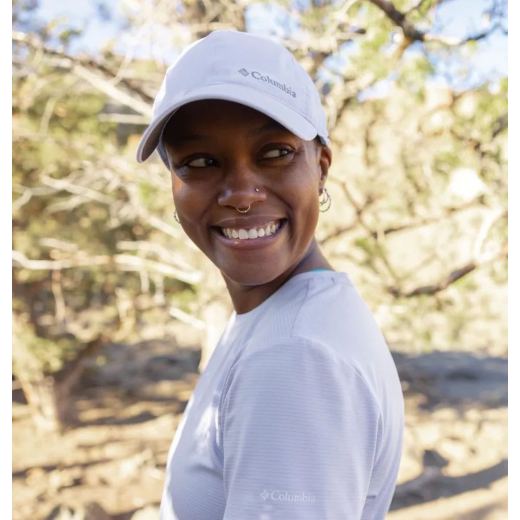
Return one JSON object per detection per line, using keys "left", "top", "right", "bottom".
{"left": 174, "top": 210, "right": 180, "bottom": 223}
{"left": 319, "top": 187, "right": 331, "bottom": 212}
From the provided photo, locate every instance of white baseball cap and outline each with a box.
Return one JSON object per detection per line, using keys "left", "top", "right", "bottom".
{"left": 136, "top": 30, "right": 330, "bottom": 168}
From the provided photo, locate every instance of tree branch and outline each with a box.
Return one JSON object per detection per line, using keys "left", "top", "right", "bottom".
{"left": 404, "top": 0, "right": 447, "bottom": 16}
{"left": 331, "top": 178, "right": 401, "bottom": 284}
{"left": 12, "top": 250, "right": 201, "bottom": 285}
{"left": 388, "top": 247, "right": 507, "bottom": 298}
{"left": 12, "top": 31, "right": 153, "bottom": 116}
{"left": 367, "top": 0, "right": 502, "bottom": 46}
{"left": 367, "top": 0, "right": 425, "bottom": 41}
{"left": 319, "top": 198, "right": 485, "bottom": 246}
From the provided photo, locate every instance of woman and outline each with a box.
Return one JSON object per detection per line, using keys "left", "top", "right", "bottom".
{"left": 137, "top": 30, "right": 404, "bottom": 520}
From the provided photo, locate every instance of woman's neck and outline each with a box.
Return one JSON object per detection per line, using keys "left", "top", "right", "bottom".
{"left": 222, "top": 238, "right": 334, "bottom": 315}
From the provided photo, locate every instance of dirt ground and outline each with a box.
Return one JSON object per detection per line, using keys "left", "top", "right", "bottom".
{"left": 12, "top": 324, "right": 508, "bottom": 520}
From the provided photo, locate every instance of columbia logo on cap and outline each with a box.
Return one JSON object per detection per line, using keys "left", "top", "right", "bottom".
{"left": 238, "top": 68, "right": 296, "bottom": 98}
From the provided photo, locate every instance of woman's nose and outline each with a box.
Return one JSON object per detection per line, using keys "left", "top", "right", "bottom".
{"left": 217, "top": 168, "right": 266, "bottom": 209}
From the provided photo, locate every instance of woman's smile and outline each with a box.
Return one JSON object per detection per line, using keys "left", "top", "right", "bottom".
{"left": 210, "top": 218, "right": 289, "bottom": 251}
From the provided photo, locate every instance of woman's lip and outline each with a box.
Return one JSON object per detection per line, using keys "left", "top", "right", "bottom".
{"left": 211, "top": 219, "right": 288, "bottom": 250}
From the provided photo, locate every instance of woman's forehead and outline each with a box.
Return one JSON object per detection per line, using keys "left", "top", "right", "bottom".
{"left": 167, "top": 100, "right": 281, "bottom": 131}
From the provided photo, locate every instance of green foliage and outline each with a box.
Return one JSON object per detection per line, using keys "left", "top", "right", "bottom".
{"left": 397, "top": 54, "right": 436, "bottom": 91}
{"left": 13, "top": 313, "right": 80, "bottom": 377}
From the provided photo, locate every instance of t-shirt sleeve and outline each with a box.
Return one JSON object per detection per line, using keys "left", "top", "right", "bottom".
{"left": 219, "top": 338, "right": 383, "bottom": 520}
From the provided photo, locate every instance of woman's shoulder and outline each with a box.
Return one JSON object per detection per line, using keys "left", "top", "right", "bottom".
{"left": 289, "top": 271, "right": 381, "bottom": 348}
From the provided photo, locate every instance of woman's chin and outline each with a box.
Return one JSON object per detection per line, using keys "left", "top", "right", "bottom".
{"left": 220, "top": 267, "right": 282, "bottom": 287}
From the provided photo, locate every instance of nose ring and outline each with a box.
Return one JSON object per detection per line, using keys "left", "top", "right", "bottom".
{"left": 235, "top": 188, "right": 259, "bottom": 213}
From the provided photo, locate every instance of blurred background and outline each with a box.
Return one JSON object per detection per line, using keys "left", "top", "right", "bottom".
{"left": 12, "top": 0, "right": 508, "bottom": 519}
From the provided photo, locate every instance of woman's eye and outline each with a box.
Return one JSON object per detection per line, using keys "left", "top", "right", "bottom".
{"left": 183, "top": 148, "right": 293, "bottom": 169}
{"left": 263, "top": 148, "right": 292, "bottom": 159}
{"left": 186, "top": 157, "right": 216, "bottom": 168}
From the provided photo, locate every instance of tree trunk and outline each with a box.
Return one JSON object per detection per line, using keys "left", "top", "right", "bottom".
{"left": 199, "top": 299, "right": 230, "bottom": 374}
{"left": 18, "top": 374, "right": 78, "bottom": 433}
{"left": 198, "top": 266, "right": 230, "bottom": 374}
{"left": 16, "top": 334, "right": 107, "bottom": 434}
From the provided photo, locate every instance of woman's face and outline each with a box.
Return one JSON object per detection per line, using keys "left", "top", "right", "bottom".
{"left": 163, "top": 99, "right": 332, "bottom": 286}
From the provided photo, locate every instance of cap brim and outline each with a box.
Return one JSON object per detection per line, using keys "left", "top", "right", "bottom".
{"left": 136, "top": 83, "right": 318, "bottom": 163}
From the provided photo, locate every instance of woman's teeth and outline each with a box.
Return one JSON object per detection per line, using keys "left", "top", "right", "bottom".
{"left": 221, "top": 221, "right": 282, "bottom": 239}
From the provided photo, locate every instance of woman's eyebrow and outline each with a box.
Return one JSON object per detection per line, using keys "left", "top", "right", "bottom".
{"left": 168, "top": 132, "right": 206, "bottom": 145}
{"left": 249, "top": 121, "right": 291, "bottom": 137}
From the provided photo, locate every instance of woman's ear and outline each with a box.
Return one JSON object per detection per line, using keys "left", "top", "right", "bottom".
{"left": 317, "top": 145, "right": 332, "bottom": 189}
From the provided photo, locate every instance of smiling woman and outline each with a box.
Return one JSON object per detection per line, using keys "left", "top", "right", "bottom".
{"left": 137, "top": 30, "right": 404, "bottom": 520}
{"left": 159, "top": 99, "right": 333, "bottom": 309}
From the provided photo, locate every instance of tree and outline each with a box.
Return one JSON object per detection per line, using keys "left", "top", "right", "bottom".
{"left": 12, "top": 0, "right": 507, "bottom": 432}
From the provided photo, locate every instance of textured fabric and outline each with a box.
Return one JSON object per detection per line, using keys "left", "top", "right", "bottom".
{"left": 159, "top": 270, "right": 404, "bottom": 520}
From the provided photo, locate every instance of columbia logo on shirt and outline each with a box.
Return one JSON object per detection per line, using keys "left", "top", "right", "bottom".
{"left": 259, "top": 489, "right": 316, "bottom": 503}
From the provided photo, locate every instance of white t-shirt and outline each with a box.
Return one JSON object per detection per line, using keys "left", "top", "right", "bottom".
{"left": 159, "top": 270, "right": 404, "bottom": 520}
